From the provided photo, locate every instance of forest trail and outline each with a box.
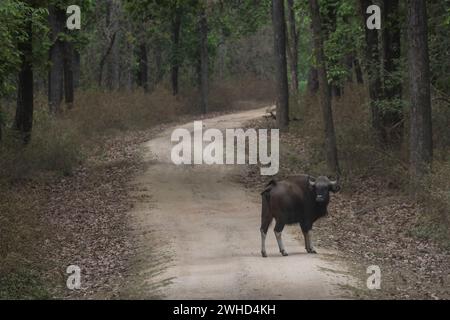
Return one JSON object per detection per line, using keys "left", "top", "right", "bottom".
{"left": 124, "top": 107, "right": 358, "bottom": 299}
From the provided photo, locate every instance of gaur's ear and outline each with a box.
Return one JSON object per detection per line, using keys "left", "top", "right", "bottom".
{"left": 329, "top": 181, "right": 341, "bottom": 193}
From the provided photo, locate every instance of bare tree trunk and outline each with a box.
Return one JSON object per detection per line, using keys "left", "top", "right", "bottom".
{"left": 98, "top": 32, "right": 117, "bottom": 87}
{"left": 15, "top": 17, "right": 34, "bottom": 144}
{"left": 272, "top": 0, "right": 289, "bottom": 130}
{"left": 359, "top": 0, "right": 382, "bottom": 139}
{"left": 63, "top": 42, "right": 74, "bottom": 107}
{"left": 344, "top": 53, "right": 354, "bottom": 83}
{"left": 323, "top": 1, "right": 341, "bottom": 98}
{"left": 136, "top": 43, "right": 148, "bottom": 91}
{"left": 382, "top": 0, "right": 403, "bottom": 142}
{"left": 307, "top": 66, "right": 319, "bottom": 94}
{"left": 171, "top": 8, "right": 182, "bottom": 96}
{"left": 354, "top": 57, "right": 364, "bottom": 84}
{"left": 309, "top": 0, "right": 340, "bottom": 176}
{"left": 124, "top": 20, "right": 134, "bottom": 91}
{"left": 48, "top": 5, "right": 65, "bottom": 114}
{"left": 0, "top": 104, "right": 3, "bottom": 142}
{"left": 73, "top": 49, "right": 81, "bottom": 89}
{"left": 199, "top": 5, "right": 209, "bottom": 114}
{"left": 154, "top": 39, "right": 164, "bottom": 86}
{"left": 286, "top": 0, "right": 299, "bottom": 94}
{"left": 407, "top": 0, "right": 433, "bottom": 184}
{"left": 106, "top": 0, "right": 120, "bottom": 91}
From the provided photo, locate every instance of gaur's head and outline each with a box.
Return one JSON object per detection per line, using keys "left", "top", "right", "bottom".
{"left": 308, "top": 176, "right": 341, "bottom": 203}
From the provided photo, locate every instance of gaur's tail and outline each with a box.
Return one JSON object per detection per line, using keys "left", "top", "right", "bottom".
{"left": 261, "top": 180, "right": 276, "bottom": 201}
{"left": 260, "top": 180, "right": 276, "bottom": 229}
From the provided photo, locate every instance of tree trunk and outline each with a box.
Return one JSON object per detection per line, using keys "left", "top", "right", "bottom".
{"left": 323, "top": 0, "right": 341, "bottom": 97}
{"left": 407, "top": 0, "right": 433, "bottom": 183}
{"left": 286, "top": 0, "right": 299, "bottom": 94}
{"left": 309, "top": 0, "right": 340, "bottom": 176}
{"left": 137, "top": 43, "right": 148, "bottom": 91}
{"left": 307, "top": 67, "right": 319, "bottom": 94}
{"left": 272, "top": 0, "right": 289, "bottom": 130}
{"left": 307, "top": 20, "right": 319, "bottom": 95}
{"left": 381, "top": 0, "right": 403, "bottom": 142}
{"left": 98, "top": 32, "right": 117, "bottom": 87}
{"left": 154, "top": 39, "right": 164, "bottom": 86}
{"left": 73, "top": 49, "right": 81, "bottom": 89}
{"left": 199, "top": 5, "right": 209, "bottom": 114}
{"left": 0, "top": 107, "right": 2, "bottom": 142}
{"left": 359, "top": 0, "right": 382, "bottom": 139}
{"left": 171, "top": 8, "right": 182, "bottom": 96}
{"left": 14, "top": 17, "right": 34, "bottom": 144}
{"left": 344, "top": 53, "right": 354, "bottom": 83}
{"left": 354, "top": 57, "right": 364, "bottom": 84}
{"left": 106, "top": 0, "right": 120, "bottom": 91}
{"left": 48, "top": 5, "right": 65, "bottom": 114}
{"left": 63, "top": 41, "right": 74, "bottom": 107}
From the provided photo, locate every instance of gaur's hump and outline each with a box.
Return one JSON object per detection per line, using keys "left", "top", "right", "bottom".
{"left": 286, "top": 174, "right": 311, "bottom": 185}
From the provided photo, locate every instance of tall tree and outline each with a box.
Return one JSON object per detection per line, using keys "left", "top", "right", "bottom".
{"left": 136, "top": 42, "right": 148, "bottom": 91}
{"left": 359, "top": 0, "right": 382, "bottom": 139}
{"left": 14, "top": 12, "right": 34, "bottom": 143}
{"left": 381, "top": 0, "right": 403, "bottom": 142}
{"left": 322, "top": 0, "right": 341, "bottom": 97}
{"left": 309, "top": 0, "right": 340, "bottom": 175}
{"left": 73, "top": 49, "right": 81, "bottom": 89}
{"left": 171, "top": 7, "right": 182, "bottom": 96}
{"left": 307, "top": 67, "right": 319, "bottom": 94}
{"left": 63, "top": 41, "right": 74, "bottom": 107}
{"left": 48, "top": 5, "right": 65, "bottom": 113}
{"left": 98, "top": 0, "right": 118, "bottom": 89}
{"left": 106, "top": 0, "right": 121, "bottom": 91}
{"left": 154, "top": 38, "right": 164, "bottom": 86}
{"left": 199, "top": 3, "right": 209, "bottom": 114}
{"left": 272, "top": 0, "right": 289, "bottom": 130}
{"left": 286, "top": 0, "right": 299, "bottom": 94}
{"left": 354, "top": 57, "right": 364, "bottom": 84}
{"left": 407, "top": 0, "right": 433, "bottom": 184}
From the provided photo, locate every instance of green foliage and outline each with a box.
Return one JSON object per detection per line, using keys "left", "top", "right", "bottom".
{"left": 0, "top": 1, "right": 51, "bottom": 97}
{"left": 428, "top": 1, "right": 450, "bottom": 93}
{"left": 321, "top": 0, "right": 362, "bottom": 86}
{"left": 122, "top": 0, "right": 272, "bottom": 83}
{"left": 0, "top": 0, "right": 29, "bottom": 97}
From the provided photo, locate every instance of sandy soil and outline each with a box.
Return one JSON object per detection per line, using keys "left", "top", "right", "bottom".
{"left": 123, "top": 108, "right": 359, "bottom": 300}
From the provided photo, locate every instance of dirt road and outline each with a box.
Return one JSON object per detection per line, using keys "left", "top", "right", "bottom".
{"left": 124, "top": 108, "right": 358, "bottom": 299}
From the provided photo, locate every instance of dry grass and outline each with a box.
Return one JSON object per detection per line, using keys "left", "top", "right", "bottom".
{"left": 291, "top": 83, "right": 450, "bottom": 247}
{"left": 0, "top": 77, "right": 274, "bottom": 299}
{"left": 71, "top": 88, "right": 184, "bottom": 137}
{"left": 241, "top": 83, "right": 450, "bottom": 298}
{"left": 183, "top": 76, "right": 275, "bottom": 113}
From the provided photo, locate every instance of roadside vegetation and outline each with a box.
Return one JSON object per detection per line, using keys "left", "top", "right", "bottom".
{"left": 244, "top": 83, "right": 450, "bottom": 299}
{"left": 1, "top": 0, "right": 449, "bottom": 299}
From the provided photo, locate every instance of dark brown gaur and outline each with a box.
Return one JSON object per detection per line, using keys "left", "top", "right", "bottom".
{"left": 260, "top": 175, "right": 340, "bottom": 257}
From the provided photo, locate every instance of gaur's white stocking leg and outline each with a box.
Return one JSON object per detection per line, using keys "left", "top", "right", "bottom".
{"left": 274, "top": 222, "right": 288, "bottom": 256}
{"left": 275, "top": 231, "right": 288, "bottom": 256}
{"left": 260, "top": 229, "right": 267, "bottom": 258}
{"left": 303, "top": 230, "right": 317, "bottom": 254}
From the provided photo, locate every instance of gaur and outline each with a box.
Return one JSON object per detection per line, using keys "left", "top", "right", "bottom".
{"left": 260, "top": 175, "right": 340, "bottom": 257}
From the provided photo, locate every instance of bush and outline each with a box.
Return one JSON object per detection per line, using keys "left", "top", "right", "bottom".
{"left": 70, "top": 87, "right": 184, "bottom": 137}
{"left": 0, "top": 110, "right": 82, "bottom": 180}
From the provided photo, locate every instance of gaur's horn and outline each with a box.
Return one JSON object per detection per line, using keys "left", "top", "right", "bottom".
{"left": 308, "top": 177, "right": 316, "bottom": 187}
